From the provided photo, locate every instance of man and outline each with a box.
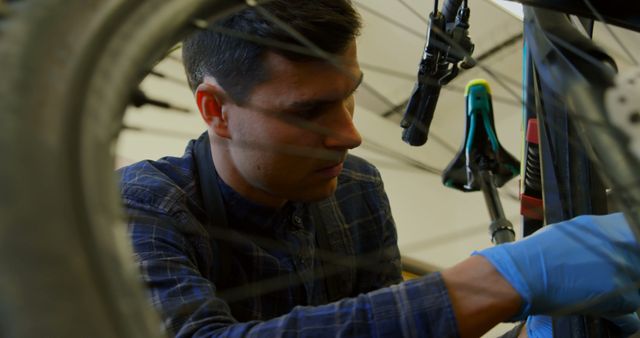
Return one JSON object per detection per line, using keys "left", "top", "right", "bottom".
{"left": 119, "top": 1, "right": 640, "bottom": 337}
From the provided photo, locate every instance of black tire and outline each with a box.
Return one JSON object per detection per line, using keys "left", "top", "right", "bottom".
{"left": 0, "top": 1, "right": 239, "bottom": 337}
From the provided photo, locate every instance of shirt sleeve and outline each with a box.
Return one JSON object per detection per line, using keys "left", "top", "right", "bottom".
{"left": 128, "top": 207, "right": 460, "bottom": 338}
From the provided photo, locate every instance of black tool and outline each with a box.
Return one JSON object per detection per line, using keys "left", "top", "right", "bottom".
{"left": 401, "top": 0, "right": 475, "bottom": 146}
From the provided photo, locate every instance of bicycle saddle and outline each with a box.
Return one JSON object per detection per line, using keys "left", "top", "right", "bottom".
{"left": 442, "top": 79, "right": 520, "bottom": 192}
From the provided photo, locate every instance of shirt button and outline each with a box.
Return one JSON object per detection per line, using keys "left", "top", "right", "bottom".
{"left": 292, "top": 215, "right": 303, "bottom": 225}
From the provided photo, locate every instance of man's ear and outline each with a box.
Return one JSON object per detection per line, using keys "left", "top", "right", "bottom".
{"left": 195, "top": 81, "right": 231, "bottom": 139}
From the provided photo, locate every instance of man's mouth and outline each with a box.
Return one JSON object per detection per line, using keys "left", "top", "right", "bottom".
{"left": 315, "top": 162, "right": 344, "bottom": 178}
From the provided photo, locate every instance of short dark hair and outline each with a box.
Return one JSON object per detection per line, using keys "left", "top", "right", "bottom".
{"left": 182, "top": 0, "right": 362, "bottom": 105}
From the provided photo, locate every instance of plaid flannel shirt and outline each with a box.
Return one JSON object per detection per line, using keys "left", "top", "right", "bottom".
{"left": 119, "top": 134, "right": 460, "bottom": 337}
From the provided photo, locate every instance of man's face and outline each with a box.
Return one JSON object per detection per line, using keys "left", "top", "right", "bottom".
{"left": 220, "top": 41, "right": 363, "bottom": 205}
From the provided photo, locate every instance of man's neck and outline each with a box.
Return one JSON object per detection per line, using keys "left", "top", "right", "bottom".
{"left": 209, "top": 138, "right": 287, "bottom": 209}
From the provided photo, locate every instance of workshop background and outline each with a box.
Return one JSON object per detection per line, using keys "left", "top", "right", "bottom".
{"left": 115, "top": 1, "right": 640, "bottom": 335}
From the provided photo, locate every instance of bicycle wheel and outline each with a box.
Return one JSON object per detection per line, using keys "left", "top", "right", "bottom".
{"left": 0, "top": 0, "right": 240, "bottom": 337}
{"left": 523, "top": 4, "right": 640, "bottom": 231}
{"left": 521, "top": 3, "right": 640, "bottom": 337}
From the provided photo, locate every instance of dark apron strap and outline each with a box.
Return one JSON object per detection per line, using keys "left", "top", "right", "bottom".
{"left": 193, "top": 133, "right": 232, "bottom": 290}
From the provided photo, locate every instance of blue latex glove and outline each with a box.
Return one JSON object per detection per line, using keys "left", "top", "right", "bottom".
{"left": 476, "top": 213, "right": 640, "bottom": 321}
{"left": 526, "top": 316, "right": 552, "bottom": 338}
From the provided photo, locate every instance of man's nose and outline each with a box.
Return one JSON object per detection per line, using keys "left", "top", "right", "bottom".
{"left": 323, "top": 105, "right": 362, "bottom": 150}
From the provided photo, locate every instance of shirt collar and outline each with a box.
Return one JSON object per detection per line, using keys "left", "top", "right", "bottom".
{"left": 215, "top": 174, "right": 304, "bottom": 235}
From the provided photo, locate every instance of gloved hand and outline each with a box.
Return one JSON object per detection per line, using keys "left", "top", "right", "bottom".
{"left": 525, "top": 315, "right": 551, "bottom": 338}
{"left": 475, "top": 213, "right": 640, "bottom": 321}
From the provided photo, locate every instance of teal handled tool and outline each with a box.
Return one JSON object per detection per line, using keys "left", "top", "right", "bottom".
{"left": 442, "top": 79, "right": 520, "bottom": 244}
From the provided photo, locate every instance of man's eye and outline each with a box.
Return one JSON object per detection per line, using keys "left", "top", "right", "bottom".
{"left": 296, "top": 108, "right": 321, "bottom": 120}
